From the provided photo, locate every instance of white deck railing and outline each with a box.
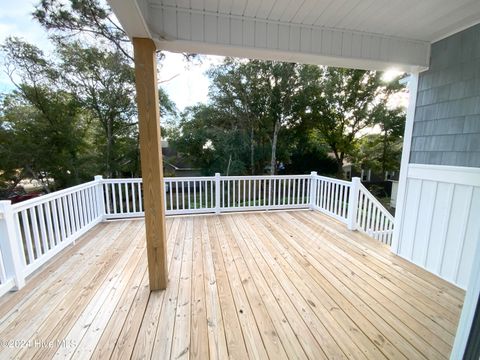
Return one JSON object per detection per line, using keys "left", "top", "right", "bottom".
{"left": 0, "top": 172, "right": 393, "bottom": 296}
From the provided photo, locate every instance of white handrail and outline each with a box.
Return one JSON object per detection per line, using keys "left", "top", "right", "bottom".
{"left": 0, "top": 172, "right": 394, "bottom": 296}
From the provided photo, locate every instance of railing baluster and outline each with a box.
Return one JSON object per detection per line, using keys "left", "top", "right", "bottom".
{"left": 112, "top": 184, "right": 117, "bottom": 215}
{"left": 45, "top": 202, "right": 56, "bottom": 249}
{"left": 125, "top": 182, "right": 130, "bottom": 214}
{"left": 21, "top": 210, "right": 34, "bottom": 263}
{"left": 56, "top": 198, "right": 67, "bottom": 243}
{"left": 138, "top": 182, "right": 143, "bottom": 212}
{"left": 105, "top": 184, "right": 111, "bottom": 215}
{"left": 132, "top": 182, "right": 137, "bottom": 213}
{"left": 51, "top": 199, "right": 61, "bottom": 247}
{"left": 37, "top": 204, "right": 49, "bottom": 252}
{"left": 187, "top": 181, "right": 191, "bottom": 210}
{"left": 118, "top": 183, "right": 124, "bottom": 214}
{"left": 62, "top": 197, "right": 71, "bottom": 237}
{"left": 193, "top": 181, "right": 197, "bottom": 209}
{"left": 29, "top": 207, "right": 42, "bottom": 257}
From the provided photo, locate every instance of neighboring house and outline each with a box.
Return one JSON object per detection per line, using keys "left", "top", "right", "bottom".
{"left": 343, "top": 163, "right": 399, "bottom": 182}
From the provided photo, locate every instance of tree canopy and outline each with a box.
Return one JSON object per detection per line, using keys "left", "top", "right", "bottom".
{"left": 0, "top": 0, "right": 177, "bottom": 196}
{"left": 170, "top": 58, "right": 406, "bottom": 177}
{"left": 0, "top": 0, "right": 407, "bottom": 199}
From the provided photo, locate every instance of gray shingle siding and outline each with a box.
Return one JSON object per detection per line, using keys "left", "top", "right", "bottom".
{"left": 411, "top": 23, "right": 480, "bottom": 168}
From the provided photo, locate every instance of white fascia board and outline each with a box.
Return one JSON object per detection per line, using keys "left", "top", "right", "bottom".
{"left": 147, "top": 5, "right": 430, "bottom": 72}
{"left": 154, "top": 38, "right": 427, "bottom": 73}
{"left": 107, "top": 0, "right": 151, "bottom": 39}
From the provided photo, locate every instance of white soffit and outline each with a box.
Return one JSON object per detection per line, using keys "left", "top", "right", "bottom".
{"left": 108, "top": 0, "right": 480, "bottom": 72}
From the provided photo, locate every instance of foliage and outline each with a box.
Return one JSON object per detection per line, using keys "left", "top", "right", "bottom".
{"left": 299, "top": 66, "right": 406, "bottom": 174}
{"left": 171, "top": 59, "right": 406, "bottom": 178}
{"left": 33, "top": 0, "right": 133, "bottom": 59}
{"left": 0, "top": 0, "right": 178, "bottom": 197}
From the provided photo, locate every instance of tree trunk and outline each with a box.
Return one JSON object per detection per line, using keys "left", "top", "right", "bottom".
{"left": 334, "top": 153, "right": 344, "bottom": 178}
{"left": 106, "top": 119, "right": 112, "bottom": 178}
{"left": 250, "top": 125, "right": 255, "bottom": 175}
{"left": 382, "top": 131, "right": 388, "bottom": 175}
{"left": 226, "top": 154, "right": 232, "bottom": 176}
{"left": 270, "top": 120, "right": 281, "bottom": 176}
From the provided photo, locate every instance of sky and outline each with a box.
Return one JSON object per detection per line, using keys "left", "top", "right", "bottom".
{"left": 0, "top": 0, "right": 220, "bottom": 111}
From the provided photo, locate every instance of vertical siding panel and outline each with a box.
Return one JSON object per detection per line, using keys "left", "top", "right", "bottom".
{"left": 440, "top": 185, "right": 473, "bottom": 282}
{"left": 300, "top": 27, "right": 311, "bottom": 53}
{"left": 255, "top": 21, "right": 267, "bottom": 48}
{"left": 205, "top": 14, "right": 218, "bottom": 43}
{"left": 266, "top": 23, "right": 278, "bottom": 49}
{"left": 426, "top": 183, "right": 454, "bottom": 273}
{"left": 191, "top": 13, "right": 204, "bottom": 41}
{"left": 218, "top": 16, "right": 230, "bottom": 44}
{"left": 398, "top": 179, "right": 422, "bottom": 258}
{"left": 231, "top": 18, "right": 243, "bottom": 45}
{"left": 243, "top": 19, "right": 255, "bottom": 47}
{"left": 163, "top": 7, "right": 177, "bottom": 38}
{"left": 457, "top": 187, "right": 480, "bottom": 288}
{"left": 411, "top": 181, "right": 437, "bottom": 267}
{"left": 278, "top": 24, "right": 290, "bottom": 51}
{"left": 177, "top": 11, "right": 191, "bottom": 40}
{"left": 289, "top": 26, "right": 300, "bottom": 52}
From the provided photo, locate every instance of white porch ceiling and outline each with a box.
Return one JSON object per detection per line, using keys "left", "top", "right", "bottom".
{"left": 108, "top": 0, "right": 480, "bottom": 72}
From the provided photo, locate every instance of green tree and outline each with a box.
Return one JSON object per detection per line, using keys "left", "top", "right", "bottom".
{"left": 300, "top": 67, "right": 405, "bottom": 175}
{"left": 57, "top": 41, "right": 137, "bottom": 177}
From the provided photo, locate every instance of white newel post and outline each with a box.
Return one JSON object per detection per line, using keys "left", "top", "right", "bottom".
{"left": 347, "top": 177, "right": 361, "bottom": 230}
{"left": 215, "top": 173, "right": 221, "bottom": 214}
{"left": 309, "top": 171, "right": 318, "bottom": 210}
{"left": 94, "top": 175, "right": 106, "bottom": 220}
{"left": 0, "top": 201, "right": 25, "bottom": 290}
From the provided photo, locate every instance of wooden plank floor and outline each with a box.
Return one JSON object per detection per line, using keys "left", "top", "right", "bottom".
{"left": 0, "top": 210, "right": 464, "bottom": 359}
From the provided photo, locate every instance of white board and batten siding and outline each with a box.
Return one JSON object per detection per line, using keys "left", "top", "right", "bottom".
{"left": 394, "top": 164, "right": 480, "bottom": 289}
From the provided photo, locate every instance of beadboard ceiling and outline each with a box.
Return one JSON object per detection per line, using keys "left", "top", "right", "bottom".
{"left": 108, "top": 0, "right": 480, "bottom": 71}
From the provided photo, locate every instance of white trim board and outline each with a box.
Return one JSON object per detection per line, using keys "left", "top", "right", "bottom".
{"left": 408, "top": 164, "right": 480, "bottom": 187}
{"left": 391, "top": 74, "right": 419, "bottom": 253}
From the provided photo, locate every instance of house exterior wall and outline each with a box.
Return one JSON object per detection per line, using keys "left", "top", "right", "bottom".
{"left": 394, "top": 24, "right": 480, "bottom": 290}
{"left": 410, "top": 23, "right": 480, "bottom": 167}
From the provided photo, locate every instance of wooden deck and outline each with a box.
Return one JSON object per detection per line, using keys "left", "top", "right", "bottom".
{"left": 0, "top": 210, "right": 464, "bottom": 359}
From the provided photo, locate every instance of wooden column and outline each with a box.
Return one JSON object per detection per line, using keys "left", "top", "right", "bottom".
{"left": 132, "top": 38, "right": 167, "bottom": 290}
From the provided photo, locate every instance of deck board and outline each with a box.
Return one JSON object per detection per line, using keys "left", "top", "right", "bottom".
{"left": 0, "top": 211, "right": 464, "bottom": 359}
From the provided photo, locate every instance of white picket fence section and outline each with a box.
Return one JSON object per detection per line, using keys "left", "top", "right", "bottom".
{"left": 0, "top": 172, "right": 393, "bottom": 297}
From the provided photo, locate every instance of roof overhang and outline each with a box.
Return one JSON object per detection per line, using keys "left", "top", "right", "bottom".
{"left": 108, "top": 0, "right": 480, "bottom": 72}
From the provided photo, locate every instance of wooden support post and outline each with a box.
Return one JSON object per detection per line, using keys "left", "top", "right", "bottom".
{"left": 133, "top": 38, "right": 168, "bottom": 291}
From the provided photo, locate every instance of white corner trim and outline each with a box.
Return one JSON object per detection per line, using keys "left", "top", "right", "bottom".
{"left": 391, "top": 73, "right": 419, "bottom": 253}
{"left": 408, "top": 164, "right": 480, "bottom": 187}
{"left": 107, "top": 0, "right": 151, "bottom": 39}
{"left": 450, "top": 236, "right": 480, "bottom": 359}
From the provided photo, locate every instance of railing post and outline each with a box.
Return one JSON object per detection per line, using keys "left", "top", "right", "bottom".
{"left": 215, "top": 173, "right": 221, "bottom": 214}
{"left": 0, "top": 201, "right": 25, "bottom": 290}
{"left": 94, "top": 175, "right": 106, "bottom": 220}
{"left": 347, "top": 177, "right": 361, "bottom": 230}
{"left": 309, "top": 171, "right": 318, "bottom": 210}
